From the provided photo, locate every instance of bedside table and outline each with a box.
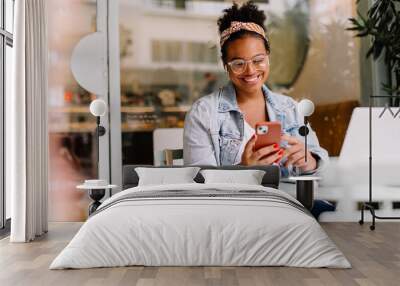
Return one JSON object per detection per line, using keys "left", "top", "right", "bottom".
{"left": 77, "top": 183, "right": 118, "bottom": 215}
{"left": 288, "top": 176, "right": 321, "bottom": 210}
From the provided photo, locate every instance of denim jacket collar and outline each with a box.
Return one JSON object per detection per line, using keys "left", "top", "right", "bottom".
{"left": 217, "top": 81, "right": 287, "bottom": 115}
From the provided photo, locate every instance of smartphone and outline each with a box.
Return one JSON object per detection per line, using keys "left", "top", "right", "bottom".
{"left": 254, "top": 121, "right": 281, "bottom": 151}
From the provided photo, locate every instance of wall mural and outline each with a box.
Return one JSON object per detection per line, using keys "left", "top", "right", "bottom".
{"left": 47, "top": 0, "right": 361, "bottom": 222}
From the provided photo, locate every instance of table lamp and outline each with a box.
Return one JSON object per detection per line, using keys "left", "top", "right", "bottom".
{"left": 289, "top": 99, "right": 319, "bottom": 210}
{"left": 297, "top": 99, "right": 315, "bottom": 162}
{"left": 89, "top": 99, "right": 107, "bottom": 176}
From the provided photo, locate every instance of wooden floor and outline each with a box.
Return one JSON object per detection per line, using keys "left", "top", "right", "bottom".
{"left": 0, "top": 222, "right": 399, "bottom": 286}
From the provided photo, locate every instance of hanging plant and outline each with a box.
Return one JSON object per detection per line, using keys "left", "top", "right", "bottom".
{"left": 347, "top": 0, "right": 400, "bottom": 104}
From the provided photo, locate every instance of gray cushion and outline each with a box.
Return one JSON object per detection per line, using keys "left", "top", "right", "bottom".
{"left": 122, "top": 165, "right": 280, "bottom": 190}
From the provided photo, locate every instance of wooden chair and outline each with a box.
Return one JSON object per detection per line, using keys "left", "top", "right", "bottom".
{"left": 153, "top": 128, "right": 184, "bottom": 166}
{"left": 163, "top": 149, "right": 184, "bottom": 166}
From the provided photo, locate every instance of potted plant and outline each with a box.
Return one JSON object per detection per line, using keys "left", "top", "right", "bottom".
{"left": 347, "top": 0, "right": 400, "bottom": 106}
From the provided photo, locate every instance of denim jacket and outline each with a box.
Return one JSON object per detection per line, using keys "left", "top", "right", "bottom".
{"left": 183, "top": 81, "right": 329, "bottom": 177}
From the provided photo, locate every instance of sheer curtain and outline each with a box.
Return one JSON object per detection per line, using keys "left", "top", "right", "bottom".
{"left": 7, "top": 0, "right": 49, "bottom": 242}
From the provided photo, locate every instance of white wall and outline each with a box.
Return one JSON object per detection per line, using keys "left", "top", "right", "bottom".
{"left": 119, "top": 5, "right": 221, "bottom": 70}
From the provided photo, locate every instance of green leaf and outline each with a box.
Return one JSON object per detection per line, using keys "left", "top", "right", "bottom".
{"left": 346, "top": 27, "right": 362, "bottom": 31}
{"left": 356, "top": 31, "right": 369, "bottom": 37}
{"left": 357, "top": 10, "right": 368, "bottom": 26}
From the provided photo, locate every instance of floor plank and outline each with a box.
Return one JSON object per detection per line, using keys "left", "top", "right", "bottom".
{"left": 0, "top": 222, "right": 399, "bottom": 286}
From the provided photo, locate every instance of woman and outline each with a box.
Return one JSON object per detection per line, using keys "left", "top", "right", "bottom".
{"left": 183, "top": 1, "right": 328, "bottom": 178}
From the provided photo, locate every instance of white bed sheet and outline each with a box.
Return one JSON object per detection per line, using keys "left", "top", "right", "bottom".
{"left": 50, "top": 183, "right": 350, "bottom": 269}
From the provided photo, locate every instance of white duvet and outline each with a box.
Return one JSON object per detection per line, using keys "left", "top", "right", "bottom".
{"left": 50, "top": 183, "right": 350, "bottom": 269}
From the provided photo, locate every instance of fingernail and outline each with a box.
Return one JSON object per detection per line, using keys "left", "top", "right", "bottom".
{"left": 278, "top": 150, "right": 283, "bottom": 155}
{"left": 273, "top": 143, "right": 278, "bottom": 149}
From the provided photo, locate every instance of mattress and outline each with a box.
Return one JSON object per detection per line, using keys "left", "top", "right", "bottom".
{"left": 50, "top": 183, "right": 350, "bottom": 269}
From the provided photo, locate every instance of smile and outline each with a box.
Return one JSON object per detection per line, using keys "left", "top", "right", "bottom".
{"left": 240, "top": 74, "right": 262, "bottom": 84}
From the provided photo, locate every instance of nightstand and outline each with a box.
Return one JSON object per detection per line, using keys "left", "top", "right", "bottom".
{"left": 77, "top": 182, "right": 118, "bottom": 215}
{"left": 288, "top": 176, "right": 321, "bottom": 210}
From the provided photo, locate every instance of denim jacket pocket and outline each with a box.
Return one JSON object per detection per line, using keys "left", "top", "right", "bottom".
{"left": 219, "top": 134, "right": 241, "bottom": 165}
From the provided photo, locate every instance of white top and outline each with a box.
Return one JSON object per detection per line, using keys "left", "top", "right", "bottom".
{"left": 235, "top": 121, "right": 255, "bottom": 164}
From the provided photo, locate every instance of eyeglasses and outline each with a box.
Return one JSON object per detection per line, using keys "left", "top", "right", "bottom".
{"left": 227, "top": 55, "right": 269, "bottom": 74}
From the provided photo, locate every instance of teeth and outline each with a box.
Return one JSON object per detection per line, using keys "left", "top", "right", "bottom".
{"left": 243, "top": 75, "right": 260, "bottom": 83}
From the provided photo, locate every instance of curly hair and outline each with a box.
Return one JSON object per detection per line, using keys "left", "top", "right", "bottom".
{"left": 217, "top": 1, "right": 270, "bottom": 64}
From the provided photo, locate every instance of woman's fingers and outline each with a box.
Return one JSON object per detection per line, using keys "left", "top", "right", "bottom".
{"left": 252, "top": 143, "right": 280, "bottom": 161}
{"left": 285, "top": 144, "right": 303, "bottom": 158}
{"left": 284, "top": 149, "right": 305, "bottom": 167}
{"left": 291, "top": 153, "right": 309, "bottom": 167}
{"left": 240, "top": 135, "right": 257, "bottom": 165}
{"left": 282, "top": 134, "right": 305, "bottom": 162}
{"left": 275, "top": 148, "right": 285, "bottom": 163}
{"left": 281, "top": 134, "right": 317, "bottom": 171}
{"left": 281, "top": 134, "right": 299, "bottom": 145}
{"left": 291, "top": 155, "right": 308, "bottom": 168}
{"left": 244, "top": 134, "right": 256, "bottom": 154}
{"left": 259, "top": 148, "right": 284, "bottom": 165}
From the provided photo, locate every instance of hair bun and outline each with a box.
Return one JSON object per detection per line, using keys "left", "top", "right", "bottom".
{"left": 217, "top": 1, "right": 267, "bottom": 34}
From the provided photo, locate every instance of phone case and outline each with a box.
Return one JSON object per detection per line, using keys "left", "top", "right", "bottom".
{"left": 254, "top": 121, "right": 281, "bottom": 151}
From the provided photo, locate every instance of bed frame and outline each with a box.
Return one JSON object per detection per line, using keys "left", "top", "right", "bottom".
{"left": 122, "top": 165, "right": 280, "bottom": 190}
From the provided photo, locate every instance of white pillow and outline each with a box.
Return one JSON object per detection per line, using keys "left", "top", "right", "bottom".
{"left": 135, "top": 167, "right": 200, "bottom": 186}
{"left": 200, "top": 169, "right": 266, "bottom": 185}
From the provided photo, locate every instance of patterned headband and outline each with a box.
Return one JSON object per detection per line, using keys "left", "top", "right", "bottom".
{"left": 220, "top": 21, "right": 268, "bottom": 47}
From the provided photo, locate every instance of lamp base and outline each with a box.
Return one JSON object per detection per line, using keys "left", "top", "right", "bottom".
{"left": 296, "top": 180, "right": 314, "bottom": 210}
{"left": 88, "top": 189, "right": 105, "bottom": 215}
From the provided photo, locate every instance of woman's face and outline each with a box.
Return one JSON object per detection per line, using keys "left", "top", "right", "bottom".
{"left": 225, "top": 36, "right": 269, "bottom": 95}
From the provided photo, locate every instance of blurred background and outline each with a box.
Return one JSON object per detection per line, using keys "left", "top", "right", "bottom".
{"left": 47, "top": 0, "right": 367, "bottom": 221}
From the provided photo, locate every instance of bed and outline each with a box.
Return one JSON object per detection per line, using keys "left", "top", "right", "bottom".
{"left": 50, "top": 165, "right": 350, "bottom": 269}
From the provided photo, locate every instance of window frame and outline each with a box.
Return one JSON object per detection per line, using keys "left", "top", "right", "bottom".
{"left": 0, "top": 0, "right": 14, "bottom": 233}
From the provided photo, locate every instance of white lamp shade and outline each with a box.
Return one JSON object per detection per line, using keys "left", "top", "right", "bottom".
{"left": 90, "top": 99, "right": 107, "bottom": 117}
{"left": 298, "top": 99, "right": 315, "bottom": 117}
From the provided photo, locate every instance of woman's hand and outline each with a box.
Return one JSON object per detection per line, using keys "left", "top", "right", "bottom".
{"left": 240, "top": 135, "right": 284, "bottom": 166}
{"left": 281, "top": 134, "right": 317, "bottom": 172}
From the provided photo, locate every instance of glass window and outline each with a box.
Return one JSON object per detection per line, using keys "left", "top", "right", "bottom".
{"left": 152, "top": 40, "right": 183, "bottom": 62}
{"left": 5, "top": 0, "right": 14, "bottom": 33}
{"left": 187, "top": 42, "right": 218, "bottom": 64}
{"left": 47, "top": 0, "right": 97, "bottom": 222}
{"left": 117, "top": 0, "right": 361, "bottom": 167}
